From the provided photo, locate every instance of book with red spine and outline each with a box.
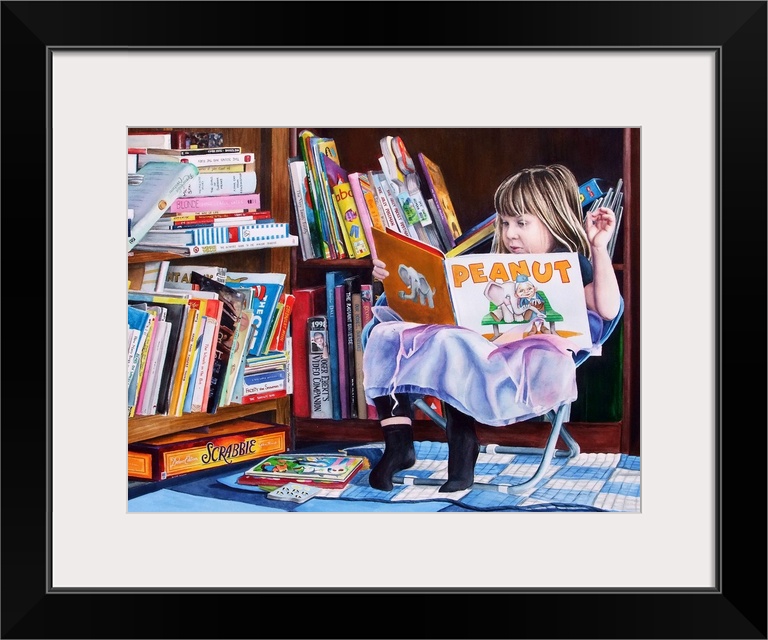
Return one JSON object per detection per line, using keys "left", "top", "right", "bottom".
{"left": 290, "top": 286, "right": 327, "bottom": 418}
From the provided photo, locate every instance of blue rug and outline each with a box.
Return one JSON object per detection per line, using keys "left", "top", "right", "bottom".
{"left": 211, "top": 441, "right": 641, "bottom": 513}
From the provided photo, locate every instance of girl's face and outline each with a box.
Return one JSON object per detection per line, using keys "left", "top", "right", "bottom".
{"left": 500, "top": 213, "right": 556, "bottom": 254}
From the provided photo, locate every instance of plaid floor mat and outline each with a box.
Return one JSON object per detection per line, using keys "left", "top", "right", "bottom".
{"left": 213, "top": 441, "right": 641, "bottom": 513}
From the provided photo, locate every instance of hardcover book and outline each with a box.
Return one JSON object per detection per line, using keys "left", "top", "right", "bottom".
{"left": 334, "top": 283, "right": 350, "bottom": 419}
{"left": 236, "top": 453, "right": 366, "bottom": 489}
{"left": 307, "top": 315, "right": 332, "bottom": 419}
{"left": 128, "top": 420, "right": 289, "bottom": 482}
{"left": 127, "top": 161, "right": 199, "bottom": 251}
{"left": 225, "top": 272, "right": 286, "bottom": 358}
{"left": 189, "top": 272, "right": 247, "bottom": 413}
{"left": 324, "top": 155, "right": 371, "bottom": 259}
{"left": 325, "top": 271, "right": 353, "bottom": 419}
{"left": 135, "top": 235, "right": 298, "bottom": 256}
{"left": 288, "top": 155, "right": 319, "bottom": 260}
{"left": 417, "top": 152, "right": 463, "bottom": 247}
{"left": 290, "top": 285, "right": 327, "bottom": 418}
{"left": 371, "top": 227, "right": 593, "bottom": 351}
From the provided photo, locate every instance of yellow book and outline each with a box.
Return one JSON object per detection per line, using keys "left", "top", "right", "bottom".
{"left": 168, "top": 307, "right": 200, "bottom": 416}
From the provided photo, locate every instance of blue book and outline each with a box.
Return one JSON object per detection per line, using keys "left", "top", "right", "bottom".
{"left": 325, "top": 270, "right": 353, "bottom": 420}
{"left": 226, "top": 272, "right": 286, "bottom": 358}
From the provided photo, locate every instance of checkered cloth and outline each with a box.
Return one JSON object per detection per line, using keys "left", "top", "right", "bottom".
{"left": 340, "top": 441, "right": 640, "bottom": 512}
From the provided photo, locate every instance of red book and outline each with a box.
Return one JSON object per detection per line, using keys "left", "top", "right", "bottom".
{"left": 291, "top": 286, "right": 327, "bottom": 418}
{"left": 268, "top": 293, "right": 296, "bottom": 353}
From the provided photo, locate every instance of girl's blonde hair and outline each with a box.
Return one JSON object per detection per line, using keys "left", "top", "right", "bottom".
{"left": 492, "top": 164, "right": 591, "bottom": 259}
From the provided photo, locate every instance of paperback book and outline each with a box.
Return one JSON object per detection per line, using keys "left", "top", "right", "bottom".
{"left": 371, "top": 227, "right": 592, "bottom": 351}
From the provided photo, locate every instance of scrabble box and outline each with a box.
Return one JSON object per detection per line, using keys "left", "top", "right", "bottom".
{"left": 128, "top": 420, "right": 289, "bottom": 481}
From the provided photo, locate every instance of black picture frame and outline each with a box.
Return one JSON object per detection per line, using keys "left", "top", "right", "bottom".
{"left": 3, "top": 1, "right": 764, "bottom": 638}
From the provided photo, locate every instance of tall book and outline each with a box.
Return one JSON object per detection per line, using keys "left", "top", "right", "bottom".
{"left": 220, "top": 308, "right": 254, "bottom": 407}
{"left": 351, "top": 287, "right": 367, "bottom": 419}
{"left": 324, "top": 155, "right": 371, "bottom": 259}
{"left": 127, "top": 161, "right": 199, "bottom": 251}
{"left": 288, "top": 155, "right": 321, "bottom": 260}
{"left": 291, "top": 285, "right": 327, "bottom": 418}
{"left": 348, "top": 171, "right": 379, "bottom": 260}
{"left": 192, "top": 298, "right": 223, "bottom": 412}
{"left": 189, "top": 272, "right": 247, "bottom": 413}
{"left": 417, "top": 152, "right": 463, "bottom": 247}
{"left": 309, "top": 135, "right": 348, "bottom": 259}
{"left": 325, "top": 271, "right": 352, "bottom": 419}
{"left": 360, "top": 283, "right": 377, "bottom": 419}
{"left": 371, "top": 227, "right": 593, "bottom": 352}
{"left": 334, "top": 283, "right": 350, "bottom": 420}
{"left": 298, "top": 130, "right": 335, "bottom": 258}
{"left": 307, "top": 315, "right": 332, "bottom": 419}
{"left": 342, "top": 275, "right": 361, "bottom": 418}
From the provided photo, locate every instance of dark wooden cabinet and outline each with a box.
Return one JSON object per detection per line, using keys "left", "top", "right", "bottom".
{"left": 290, "top": 127, "right": 640, "bottom": 456}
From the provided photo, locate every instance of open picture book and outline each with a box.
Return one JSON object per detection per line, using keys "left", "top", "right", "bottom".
{"left": 372, "top": 226, "right": 593, "bottom": 351}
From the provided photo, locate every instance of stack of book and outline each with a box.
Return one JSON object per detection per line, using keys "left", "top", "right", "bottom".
{"left": 128, "top": 144, "right": 298, "bottom": 255}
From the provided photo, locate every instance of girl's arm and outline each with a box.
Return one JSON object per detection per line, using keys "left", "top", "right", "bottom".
{"left": 584, "top": 207, "right": 622, "bottom": 320}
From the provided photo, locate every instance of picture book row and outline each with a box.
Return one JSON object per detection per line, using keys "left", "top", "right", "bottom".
{"left": 127, "top": 264, "right": 293, "bottom": 419}
{"left": 289, "top": 130, "right": 498, "bottom": 262}
{"left": 127, "top": 135, "right": 298, "bottom": 255}
{"left": 290, "top": 130, "right": 623, "bottom": 264}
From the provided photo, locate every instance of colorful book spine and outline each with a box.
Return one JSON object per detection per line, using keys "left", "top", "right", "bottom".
{"left": 360, "top": 284, "right": 377, "bottom": 419}
{"left": 240, "top": 368, "right": 287, "bottom": 404}
{"left": 138, "top": 151, "right": 254, "bottom": 168}
{"left": 334, "top": 283, "right": 350, "bottom": 420}
{"left": 290, "top": 286, "right": 327, "bottom": 418}
{"left": 351, "top": 289, "right": 366, "bottom": 419}
{"left": 169, "top": 193, "right": 261, "bottom": 213}
{"left": 332, "top": 178, "right": 371, "bottom": 258}
{"left": 307, "top": 315, "right": 332, "bottom": 419}
{"left": 324, "top": 271, "right": 350, "bottom": 420}
{"left": 348, "top": 172, "right": 378, "bottom": 260}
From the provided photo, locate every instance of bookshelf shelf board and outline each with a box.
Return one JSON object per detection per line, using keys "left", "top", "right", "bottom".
{"left": 128, "top": 398, "right": 288, "bottom": 444}
{"left": 293, "top": 418, "right": 623, "bottom": 453}
{"left": 128, "top": 250, "right": 186, "bottom": 264}
{"left": 297, "top": 258, "right": 373, "bottom": 270}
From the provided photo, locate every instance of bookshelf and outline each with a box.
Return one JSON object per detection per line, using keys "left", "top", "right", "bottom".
{"left": 127, "top": 127, "right": 293, "bottom": 445}
{"left": 290, "top": 128, "right": 640, "bottom": 456}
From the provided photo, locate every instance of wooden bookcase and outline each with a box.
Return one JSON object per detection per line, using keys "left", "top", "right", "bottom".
{"left": 127, "top": 127, "right": 293, "bottom": 445}
{"left": 290, "top": 127, "right": 640, "bottom": 456}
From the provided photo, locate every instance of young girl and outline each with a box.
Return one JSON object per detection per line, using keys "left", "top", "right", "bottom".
{"left": 363, "top": 164, "right": 622, "bottom": 492}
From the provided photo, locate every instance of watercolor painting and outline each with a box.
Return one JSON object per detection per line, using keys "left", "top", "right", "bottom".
{"left": 128, "top": 126, "right": 639, "bottom": 514}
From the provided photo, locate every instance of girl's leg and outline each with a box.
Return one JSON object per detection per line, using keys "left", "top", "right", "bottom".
{"left": 439, "top": 403, "right": 480, "bottom": 493}
{"left": 369, "top": 393, "right": 416, "bottom": 491}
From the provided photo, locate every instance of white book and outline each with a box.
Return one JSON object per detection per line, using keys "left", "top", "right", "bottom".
{"left": 136, "top": 235, "right": 299, "bottom": 256}
{"left": 288, "top": 156, "right": 316, "bottom": 260}
{"left": 190, "top": 316, "right": 218, "bottom": 413}
{"left": 127, "top": 162, "right": 199, "bottom": 251}
{"left": 179, "top": 171, "right": 258, "bottom": 197}
{"left": 139, "top": 319, "right": 171, "bottom": 416}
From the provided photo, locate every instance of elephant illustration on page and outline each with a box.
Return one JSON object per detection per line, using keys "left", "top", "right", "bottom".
{"left": 397, "top": 264, "right": 436, "bottom": 309}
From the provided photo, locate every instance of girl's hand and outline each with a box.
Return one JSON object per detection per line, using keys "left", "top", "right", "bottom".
{"left": 372, "top": 258, "right": 389, "bottom": 280}
{"left": 585, "top": 207, "right": 616, "bottom": 250}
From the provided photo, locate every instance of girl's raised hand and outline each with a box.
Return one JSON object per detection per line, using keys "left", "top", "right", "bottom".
{"left": 372, "top": 258, "right": 389, "bottom": 281}
{"left": 585, "top": 207, "right": 616, "bottom": 250}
